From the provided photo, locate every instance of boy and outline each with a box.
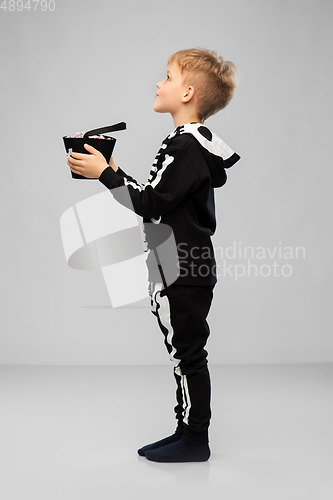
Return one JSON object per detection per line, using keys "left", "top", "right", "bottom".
{"left": 67, "top": 48, "right": 240, "bottom": 462}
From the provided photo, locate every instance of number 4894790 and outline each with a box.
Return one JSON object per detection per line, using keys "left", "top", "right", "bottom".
{"left": 0, "top": 0, "right": 55, "bottom": 11}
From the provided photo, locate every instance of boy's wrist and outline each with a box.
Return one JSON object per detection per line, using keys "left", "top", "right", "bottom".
{"left": 99, "top": 165, "right": 120, "bottom": 187}
{"left": 108, "top": 155, "right": 118, "bottom": 172}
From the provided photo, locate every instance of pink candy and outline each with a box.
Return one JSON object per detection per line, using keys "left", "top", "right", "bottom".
{"left": 64, "top": 133, "right": 112, "bottom": 139}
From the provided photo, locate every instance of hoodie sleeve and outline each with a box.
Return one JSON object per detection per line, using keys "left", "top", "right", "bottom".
{"left": 99, "top": 148, "right": 200, "bottom": 219}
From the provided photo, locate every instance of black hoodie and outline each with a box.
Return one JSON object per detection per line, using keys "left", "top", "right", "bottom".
{"left": 99, "top": 122, "right": 240, "bottom": 286}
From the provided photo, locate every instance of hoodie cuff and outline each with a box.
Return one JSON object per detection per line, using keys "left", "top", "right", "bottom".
{"left": 99, "top": 166, "right": 121, "bottom": 189}
{"left": 116, "top": 167, "right": 128, "bottom": 177}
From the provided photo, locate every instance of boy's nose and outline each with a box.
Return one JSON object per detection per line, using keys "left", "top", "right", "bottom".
{"left": 156, "top": 81, "right": 162, "bottom": 89}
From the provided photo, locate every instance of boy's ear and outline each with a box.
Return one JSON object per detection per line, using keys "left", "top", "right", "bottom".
{"left": 181, "top": 86, "right": 195, "bottom": 103}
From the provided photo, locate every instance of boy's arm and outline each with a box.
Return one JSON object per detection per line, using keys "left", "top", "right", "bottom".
{"left": 99, "top": 148, "right": 200, "bottom": 219}
{"left": 67, "top": 139, "right": 201, "bottom": 219}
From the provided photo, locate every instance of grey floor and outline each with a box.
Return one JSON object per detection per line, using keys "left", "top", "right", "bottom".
{"left": 0, "top": 364, "right": 332, "bottom": 500}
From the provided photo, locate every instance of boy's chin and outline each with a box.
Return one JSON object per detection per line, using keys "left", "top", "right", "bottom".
{"left": 153, "top": 106, "right": 167, "bottom": 114}
{"left": 153, "top": 102, "right": 167, "bottom": 114}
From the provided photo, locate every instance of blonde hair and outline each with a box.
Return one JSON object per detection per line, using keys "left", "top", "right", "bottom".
{"left": 167, "top": 48, "right": 238, "bottom": 121}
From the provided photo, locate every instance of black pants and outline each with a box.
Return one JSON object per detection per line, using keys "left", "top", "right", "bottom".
{"left": 150, "top": 282, "right": 214, "bottom": 445}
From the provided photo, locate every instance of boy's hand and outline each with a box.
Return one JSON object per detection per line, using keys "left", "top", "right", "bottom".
{"left": 67, "top": 144, "right": 109, "bottom": 179}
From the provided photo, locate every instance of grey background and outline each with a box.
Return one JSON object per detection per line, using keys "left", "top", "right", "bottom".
{"left": 0, "top": 0, "right": 332, "bottom": 365}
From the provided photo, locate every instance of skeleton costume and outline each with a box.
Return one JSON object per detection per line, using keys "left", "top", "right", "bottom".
{"left": 99, "top": 122, "right": 240, "bottom": 445}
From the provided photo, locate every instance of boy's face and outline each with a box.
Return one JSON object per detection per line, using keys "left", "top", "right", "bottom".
{"left": 154, "top": 62, "right": 189, "bottom": 117}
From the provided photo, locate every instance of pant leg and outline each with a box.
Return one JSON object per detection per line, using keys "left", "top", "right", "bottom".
{"left": 150, "top": 282, "right": 184, "bottom": 434}
{"left": 151, "top": 282, "right": 214, "bottom": 445}
{"left": 173, "top": 369, "right": 185, "bottom": 435}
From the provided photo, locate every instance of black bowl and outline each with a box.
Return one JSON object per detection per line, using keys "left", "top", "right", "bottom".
{"left": 63, "top": 135, "right": 116, "bottom": 179}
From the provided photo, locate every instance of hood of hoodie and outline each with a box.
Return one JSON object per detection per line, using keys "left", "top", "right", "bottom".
{"left": 175, "top": 123, "right": 241, "bottom": 188}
